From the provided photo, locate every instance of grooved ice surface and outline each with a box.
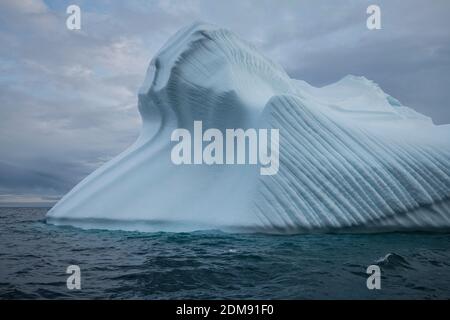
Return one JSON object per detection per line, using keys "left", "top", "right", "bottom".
{"left": 47, "top": 23, "right": 450, "bottom": 233}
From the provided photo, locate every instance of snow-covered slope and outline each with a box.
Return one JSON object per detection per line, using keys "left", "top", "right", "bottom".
{"left": 47, "top": 23, "right": 450, "bottom": 233}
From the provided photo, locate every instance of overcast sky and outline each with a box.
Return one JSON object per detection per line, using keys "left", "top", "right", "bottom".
{"left": 1, "top": 0, "right": 449, "bottom": 205}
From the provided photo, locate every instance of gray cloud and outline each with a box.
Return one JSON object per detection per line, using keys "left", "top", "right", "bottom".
{"left": 0, "top": 0, "right": 449, "bottom": 204}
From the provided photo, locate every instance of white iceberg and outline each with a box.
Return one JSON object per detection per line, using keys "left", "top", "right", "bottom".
{"left": 47, "top": 23, "right": 450, "bottom": 233}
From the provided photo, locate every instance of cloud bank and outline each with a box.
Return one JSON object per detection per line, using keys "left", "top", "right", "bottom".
{"left": 0, "top": 0, "right": 449, "bottom": 204}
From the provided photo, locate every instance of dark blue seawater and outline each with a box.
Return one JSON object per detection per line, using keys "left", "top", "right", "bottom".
{"left": 0, "top": 207, "right": 449, "bottom": 299}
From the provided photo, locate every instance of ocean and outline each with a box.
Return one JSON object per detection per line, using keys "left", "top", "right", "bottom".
{"left": 0, "top": 207, "right": 449, "bottom": 299}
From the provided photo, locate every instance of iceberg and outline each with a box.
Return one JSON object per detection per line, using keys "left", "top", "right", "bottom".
{"left": 47, "top": 23, "right": 450, "bottom": 233}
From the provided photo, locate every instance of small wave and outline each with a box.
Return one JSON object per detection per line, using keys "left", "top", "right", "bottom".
{"left": 375, "top": 253, "right": 412, "bottom": 269}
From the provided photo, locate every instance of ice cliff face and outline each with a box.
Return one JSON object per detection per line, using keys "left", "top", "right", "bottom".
{"left": 47, "top": 23, "right": 450, "bottom": 233}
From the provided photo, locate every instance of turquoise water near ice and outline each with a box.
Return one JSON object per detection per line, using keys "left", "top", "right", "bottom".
{"left": 0, "top": 207, "right": 449, "bottom": 299}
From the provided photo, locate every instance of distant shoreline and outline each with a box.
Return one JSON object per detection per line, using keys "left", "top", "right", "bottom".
{"left": 0, "top": 203, "right": 55, "bottom": 208}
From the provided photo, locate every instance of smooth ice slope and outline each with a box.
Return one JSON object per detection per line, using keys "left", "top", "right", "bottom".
{"left": 47, "top": 23, "right": 450, "bottom": 233}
